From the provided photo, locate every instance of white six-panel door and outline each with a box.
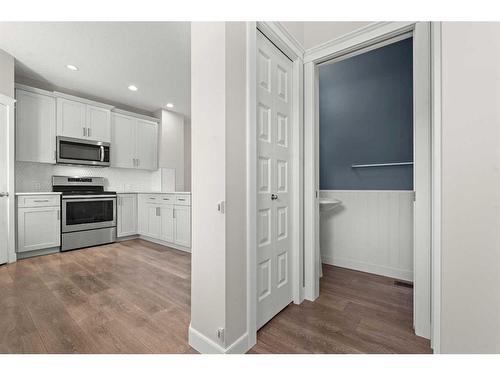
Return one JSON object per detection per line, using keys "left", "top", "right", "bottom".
{"left": 256, "top": 31, "right": 293, "bottom": 328}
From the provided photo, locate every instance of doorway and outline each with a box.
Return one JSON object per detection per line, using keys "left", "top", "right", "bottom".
{"left": 304, "top": 23, "right": 431, "bottom": 340}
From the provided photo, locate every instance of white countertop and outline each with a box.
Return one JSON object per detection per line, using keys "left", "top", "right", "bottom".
{"left": 15, "top": 192, "right": 62, "bottom": 196}
{"left": 116, "top": 191, "right": 191, "bottom": 194}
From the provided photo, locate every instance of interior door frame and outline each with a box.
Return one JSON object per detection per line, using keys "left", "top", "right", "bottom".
{"left": 303, "top": 22, "right": 436, "bottom": 344}
{"left": 0, "top": 93, "right": 16, "bottom": 264}
{"left": 246, "top": 21, "right": 304, "bottom": 349}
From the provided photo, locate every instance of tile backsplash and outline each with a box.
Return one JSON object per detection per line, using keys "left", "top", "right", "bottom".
{"left": 16, "top": 161, "right": 161, "bottom": 193}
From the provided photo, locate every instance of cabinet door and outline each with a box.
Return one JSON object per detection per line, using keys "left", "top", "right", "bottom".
{"left": 137, "top": 196, "right": 148, "bottom": 235}
{"left": 87, "top": 105, "right": 111, "bottom": 142}
{"left": 17, "top": 207, "right": 60, "bottom": 253}
{"left": 174, "top": 205, "right": 191, "bottom": 248}
{"left": 16, "top": 89, "right": 56, "bottom": 164}
{"left": 117, "top": 195, "right": 137, "bottom": 237}
{"left": 160, "top": 205, "right": 175, "bottom": 243}
{"left": 146, "top": 205, "right": 161, "bottom": 238}
{"left": 136, "top": 119, "right": 158, "bottom": 170}
{"left": 111, "top": 113, "right": 136, "bottom": 168}
{"left": 56, "top": 98, "right": 86, "bottom": 138}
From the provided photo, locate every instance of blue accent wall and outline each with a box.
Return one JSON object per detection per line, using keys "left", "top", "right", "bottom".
{"left": 319, "top": 37, "right": 413, "bottom": 190}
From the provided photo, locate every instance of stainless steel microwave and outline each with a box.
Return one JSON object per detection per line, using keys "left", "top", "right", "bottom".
{"left": 57, "top": 136, "right": 110, "bottom": 167}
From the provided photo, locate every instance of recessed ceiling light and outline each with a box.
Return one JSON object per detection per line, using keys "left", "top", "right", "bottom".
{"left": 166, "top": 103, "right": 174, "bottom": 108}
{"left": 66, "top": 64, "right": 79, "bottom": 71}
{"left": 128, "top": 85, "right": 138, "bottom": 92}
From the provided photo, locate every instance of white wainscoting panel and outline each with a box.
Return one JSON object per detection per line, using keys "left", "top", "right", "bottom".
{"left": 320, "top": 190, "right": 413, "bottom": 281}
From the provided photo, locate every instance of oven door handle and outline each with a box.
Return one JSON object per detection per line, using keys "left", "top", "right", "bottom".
{"left": 63, "top": 195, "right": 117, "bottom": 200}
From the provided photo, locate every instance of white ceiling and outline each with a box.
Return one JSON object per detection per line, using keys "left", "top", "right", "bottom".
{"left": 0, "top": 22, "right": 190, "bottom": 116}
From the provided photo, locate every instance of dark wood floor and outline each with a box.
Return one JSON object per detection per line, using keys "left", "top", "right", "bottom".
{"left": 0, "top": 239, "right": 431, "bottom": 353}
{"left": 251, "top": 265, "right": 432, "bottom": 354}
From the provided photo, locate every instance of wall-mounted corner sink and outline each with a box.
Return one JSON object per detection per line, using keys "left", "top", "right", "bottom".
{"left": 319, "top": 198, "right": 342, "bottom": 212}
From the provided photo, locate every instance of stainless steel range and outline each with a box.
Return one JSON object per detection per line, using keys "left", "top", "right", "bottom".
{"left": 52, "top": 176, "right": 116, "bottom": 251}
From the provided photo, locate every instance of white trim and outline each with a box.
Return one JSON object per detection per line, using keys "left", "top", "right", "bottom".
{"left": 320, "top": 189, "right": 414, "bottom": 194}
{"left": 53, "top": 91, "right": 115, "bottom": 110}
{"left": 112, "top": 108, "right": 160, "bottom": 123}
{"left": 304, "top": 22, "right": 415, "bottom": 63}
{"left": 304, "top": 61, "right": 319, "bottom": 301}
{"left": 256, "top": 22, "right": 305, "bottom": 60}
{"left": 413, "top": 22, "right": 432, "bottom": 340}
{"left": 303, "top": 21, "right": 435, "bottom": 344}
{"left": 322, "top": 256, "right": 413, "bottom": 282}
{"left": 14, "top": 83, "right": 55, "bottom": 97}
{"left": 430, "top": 21, "right": 442, "bottom": 353}
{"left": 188, "top": 324, "right": 249, "bottom": 354}
{"left": 246, "top": 21, "right": 258, "bottom": 351}
{"left": 0, "top": 93, "right": 16, "bottom": 264}
{"left": 137, "top": 235, "right": 191, "bottom": 253}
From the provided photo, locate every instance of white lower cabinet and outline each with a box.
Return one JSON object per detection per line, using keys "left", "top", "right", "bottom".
{"left": 17, "top": 195, "right": 61, "bottom": 254}
{"left": 117, "top": 194, "right": 137, "bottom": 237}
{"left": 135, "top": 193, "right": 191, "bottom": 250}
{"left": 161, "top": 205, "right": 175, "bottom": 243}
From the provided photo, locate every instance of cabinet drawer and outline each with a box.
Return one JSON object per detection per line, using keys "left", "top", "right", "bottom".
{"left": 159, "top": 194, "right": 175, "bottom": 204}
{"left": 143, "top": 194, "right": 160, "bottom": 204}
{"left": 18, "top": 195, "right": 60, "bottom": 208}
{"left": 175, "top": 195, "right": 191, "bottom": 206}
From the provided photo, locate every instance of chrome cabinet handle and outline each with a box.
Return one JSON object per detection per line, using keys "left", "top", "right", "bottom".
{"left": 34, "top": 199, "right": 50, "bottom": 202}
{"left": 87, "top": 127, "right": 91, "bottom": 137}
{"left": 178, "top": 198, "right": 186, "bottom": 201}
{"left": 0, "top": 192, "right": 9, "bottom": 197}
{"left": 83, "top": 127, "right": 86, "bottom": 137}
{"left": 57, "top": 210, "right": 60, "bottom": 220}
{"left": 271, "top": 194, "right": 278, "bottom": 200}
{"left": 173, "top": 209, "right": 175, "bottom": 219}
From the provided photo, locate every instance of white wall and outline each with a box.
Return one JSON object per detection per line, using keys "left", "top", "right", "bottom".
{"left": 282, "top": 22, "right": 372, "bottom": 50}
{"left": 189, "top": 21, "right": 247, "bottom": 353}
{"left": 440, "top": 22, "right": 500, "bottom": 353}
{"left": 0, "top": 49, "right": 14, "bottom": 97}
{"left": 320, "top": 190, "right": 413, "bottom": 281}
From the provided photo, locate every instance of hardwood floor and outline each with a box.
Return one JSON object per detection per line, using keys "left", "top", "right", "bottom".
{"left": 0, "top": 239, "right": 195, "bottom": 353}
{"left": 0, "top": 240, "right": 431, "bottom": 353}
{"left": 250, "top": 265, "right": 432, "bottom": 354}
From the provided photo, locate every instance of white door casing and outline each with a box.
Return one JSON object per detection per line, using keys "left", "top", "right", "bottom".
{"left": 0, "top": 94, "right": 16, "bottom": 265}
{"left": 256, "top": 31, "right": 293, "bottom": 329}
{"left": 0, "top": 103, "right": 9, "bottom": 264}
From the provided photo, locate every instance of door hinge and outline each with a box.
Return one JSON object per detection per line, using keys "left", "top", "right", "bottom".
{"left": 216, "top": 328, "right": 225, "bottom": 344}
{"left": 217, "top": 201, "right": 225, "bottom": 214}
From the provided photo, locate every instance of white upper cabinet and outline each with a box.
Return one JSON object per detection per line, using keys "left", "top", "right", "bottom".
{"left": 15, "top": 88, "right": 57, "bottom": 164}
{"left": 111, "top": 113, "right": 136, "bottom": 169}
{"left": 56, "top": 95, "right": 111, "bottom": 142}
{"left": 111, "top": 112, "right": 158, "bottom": 170}
{"left": 57, "top": 97, "right": 86, "bottom": 139}
{"left": 86, "top": 104, "right": 111, "bottom": 141}
{"left": 136, "top": 119, "right": 158, "bottom": 170}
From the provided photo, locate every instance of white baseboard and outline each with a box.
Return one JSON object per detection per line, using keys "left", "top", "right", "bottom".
{"left": 322, "top": 256, "right": 413, "bottom": 281}
{"left": 188, "top": 324, "right": 250, "bottom": 354}
{"left": 138, "top": 235, "right": 191, "bottom": 253}
{"left": 117, "top": 234, "right": 191, "bottom": 254}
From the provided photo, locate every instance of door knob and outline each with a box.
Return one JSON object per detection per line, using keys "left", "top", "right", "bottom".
{"left": 0, "top": 192, "right": 9, "bottom": 197}
{"left": 271, "top": 194, "right": 278, "bottom": 200}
